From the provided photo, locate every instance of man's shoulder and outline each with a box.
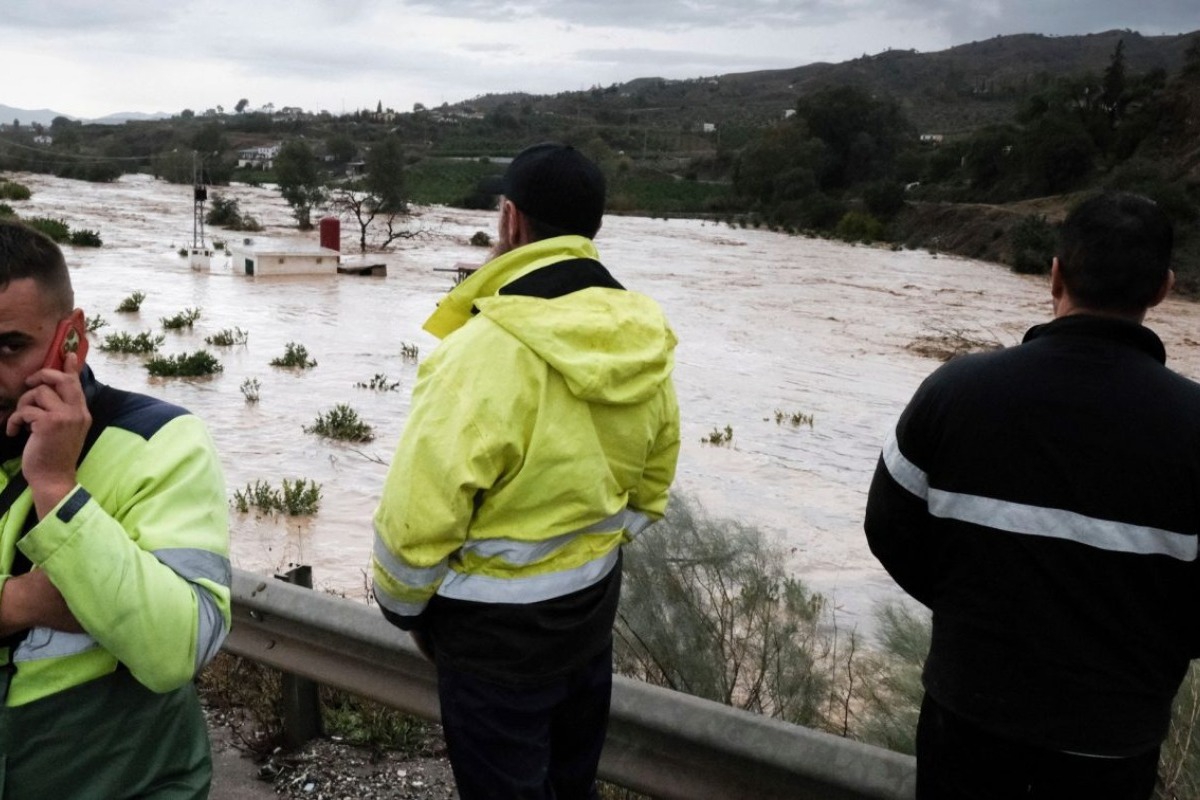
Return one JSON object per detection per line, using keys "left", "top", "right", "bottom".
{"left": 90, "top": 384, "right": 193, "bottom": 442}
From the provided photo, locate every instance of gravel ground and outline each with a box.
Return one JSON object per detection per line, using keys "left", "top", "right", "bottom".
{"left": 206, "top": 706, "right": 458, "bottom": 800}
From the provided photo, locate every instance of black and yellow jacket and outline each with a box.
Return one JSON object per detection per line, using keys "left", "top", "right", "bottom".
{"left": 0, "top": 369, "right": 230, "bottom": 798}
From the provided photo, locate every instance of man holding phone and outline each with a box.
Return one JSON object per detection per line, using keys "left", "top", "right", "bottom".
{"left": 0, "top": 219, "right": 231, "bottom": 799}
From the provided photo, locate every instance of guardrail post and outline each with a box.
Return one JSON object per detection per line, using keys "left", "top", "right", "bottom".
{"left": 277, "top": 565, "right": 323, "bottom": 748}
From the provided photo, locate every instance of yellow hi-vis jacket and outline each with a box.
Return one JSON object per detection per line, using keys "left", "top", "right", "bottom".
{"left": 372, "top": 236, "right": 679, "bottom": 623}
{"left": 0, "top": 376, "right": 230, "bottom": 708}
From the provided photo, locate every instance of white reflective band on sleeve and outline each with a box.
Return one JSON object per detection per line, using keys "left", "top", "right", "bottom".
{"left": 882, "top": 430, "right": 929, "bottom": 500}
{"left": 463, "top": 508, "right": 649, "bottom": 566}
{"left": 373, "top": 528, "right": 449, "bottom": 589}
{"left": 14, "top": 628, "right": 99, "bottom": 663}
{"left": 372, "top": 581, "right": 430, "bottom": 618}
{"left": 437, "top": 547, "right": 619, "bottom": 604}
{"left": 928, "top": 489, "right": 1197, "bottom": 561}
{"left": 193, "top": 584, "right": 228, "bottom": 672}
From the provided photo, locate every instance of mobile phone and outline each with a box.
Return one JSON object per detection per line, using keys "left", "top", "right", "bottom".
{"left": 42, "top": 312, "right": 89, "bottom": 371}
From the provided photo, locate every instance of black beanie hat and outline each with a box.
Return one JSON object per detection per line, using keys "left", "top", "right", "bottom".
{"left": 499, "top": 143, "right": 606, "bottom": 238}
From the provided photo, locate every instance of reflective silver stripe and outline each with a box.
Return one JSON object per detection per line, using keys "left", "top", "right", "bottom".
{"left": 928, "top": 489, "right": 1197, "bottom": 561}
{"left": 373, "top": 529, "right": 449, "bottom": 589}
{"left": 622, "top": 509, "right": 656, "bottom": 539}
{"left": 153, "top": 548, "right": 232, "bottom": 587}
{"left": 153, "top": 548, "right": 231, "bottom": 674}
{"left": 13, "top": 628, "right": 98, "bottom": 663}
{"left": 463, "top": 508, "right": 652, "bottom": 565}
{"left": 882, "top": 430, "right": 928, "bottom": 500}
{"left": 372, "top": 581, "right": 430, "bottom": 617}
{"left": 192, "top": 584, "right": 228, "bottom": 671}
{"left": 883, "top": 429, "right": 1196, "bottom": 561}
{"left": 438, "top": 547, "right": 619, "bottom": 604}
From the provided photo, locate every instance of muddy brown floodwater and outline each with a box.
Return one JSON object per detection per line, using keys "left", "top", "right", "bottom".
{"left": 12, "top": 172, "right": 1200, "bottom": 636}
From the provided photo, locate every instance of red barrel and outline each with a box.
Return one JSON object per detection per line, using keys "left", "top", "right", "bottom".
{"left": 319, "top": 216, "right": 340, "bottom": 252}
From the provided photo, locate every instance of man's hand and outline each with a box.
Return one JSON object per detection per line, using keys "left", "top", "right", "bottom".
{"left": 7, "top": 352, "right": 91, "bottom": 519}
{"left": 0, "top": 570, "right": 85, "bottom": 637}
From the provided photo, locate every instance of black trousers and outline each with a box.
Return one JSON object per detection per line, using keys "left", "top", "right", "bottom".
{"left": 916, "top": 694, "right": 1160, "bottom": 800}
{"left": 436, "top": 644, "right": 612, "bottom": 800}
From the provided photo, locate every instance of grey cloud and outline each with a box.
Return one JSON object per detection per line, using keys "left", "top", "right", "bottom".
{"left": 574, "top": 47, "right": 795, "bottom": 71}
{"left": 2, "top": 1, "right": 179, "bottom": 32}
{"left": 400, "top": 0, "right": 850, "bottom": 29}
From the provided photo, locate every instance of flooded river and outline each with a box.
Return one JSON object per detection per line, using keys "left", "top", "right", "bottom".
{"left": 11, "top": 172, "right": 1200, "bottom": 635}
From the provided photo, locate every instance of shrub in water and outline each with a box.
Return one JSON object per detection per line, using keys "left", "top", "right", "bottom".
{"left": 270, "top": 342, "right": 317, "bottom": 369}
{"left": 146, "top": 350, "right": 222, "bottom": 377}
{"left": 304, "top": 403, "right": 374, "bottom": 442}
{"left": 161, "top": 307, "right": 202, "bottom": 330}
{"left": 116, "top": 291, "right": 146, "bottom": 313}
{"left": 205, "top": 327, "right": 249, "bottom": 347}
{"left": 100, "top": 330, "right": 165, "bottom": 355}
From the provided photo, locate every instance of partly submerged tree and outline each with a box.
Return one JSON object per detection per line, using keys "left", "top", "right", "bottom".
{"left": 275, "top": 140, "right": 327, "bottom": 230}
{"left": 615, "top": 494, "right": 844, "bottom": 728}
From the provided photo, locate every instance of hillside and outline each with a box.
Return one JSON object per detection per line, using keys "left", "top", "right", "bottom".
{"left": 454, "top": 29, "right": 1197, "bottom": 136}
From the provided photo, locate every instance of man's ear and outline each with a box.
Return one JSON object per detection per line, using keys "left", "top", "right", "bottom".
{"left": 507, "top": 204, "right": 534, "bottom": 247}
{"left": 1149, "top": 270, "right": 1175, "bottom": 309}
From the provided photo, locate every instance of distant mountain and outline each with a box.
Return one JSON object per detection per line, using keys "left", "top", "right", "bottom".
{"left": 0, "top": 103, "right": 72, "bottom": 127}
{"left": 87, "top": 111, "right": 172, "bottom": 125}
{"left": 0, "top": 104, "right": 171, "bottom": 127}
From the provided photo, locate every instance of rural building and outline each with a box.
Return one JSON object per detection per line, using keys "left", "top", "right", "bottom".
{"left": 236, "top": 144, "right": 282, "bottom": 169}
{"left": 230, "top": 238, "right": 340, "bottom": 276}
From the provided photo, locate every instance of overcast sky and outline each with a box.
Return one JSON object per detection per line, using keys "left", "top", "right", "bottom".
{"left": 3, "top": 0, "right": 1197, "bottom": 119}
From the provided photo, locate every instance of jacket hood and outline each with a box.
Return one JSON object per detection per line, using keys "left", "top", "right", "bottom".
{"left": 423, "top": 236, "right": 601, "bottom": 340}
{"left": 475, "top": 288, "right": 677, "bottom": 405}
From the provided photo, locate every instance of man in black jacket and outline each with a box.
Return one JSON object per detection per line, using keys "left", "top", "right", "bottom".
{"left": 865, "top": 192, "right": 1199, "bottom": 799}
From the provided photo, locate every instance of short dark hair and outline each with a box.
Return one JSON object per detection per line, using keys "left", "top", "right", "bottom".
{"left": 0, "top": 219, "right": 74, "bottom": 314}
{"left": 1056, "top": 192, "right": 1173, "bottom": 313}
{"left": 499, "top": 143, "right": 606, "bottom": 239}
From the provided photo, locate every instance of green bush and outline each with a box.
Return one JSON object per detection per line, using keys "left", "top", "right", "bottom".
{"left": 240, "top": 377, "right": 261, "bottom": 403}
{"left": 1009, "top": 214, "right": 1056, "bottom": 275}
{"left": 161, "top": 307, "right": 202, "bottom": 330}
{"left": 853, "top": 603, "right": 930, "bottom": 754}
{"left": 0, "top": 182, "right": 31, "bottom": 201}
{"left": 86, "top": 314, "right": 108, "bottom": 333}
{"left": 616, "top": 495, "right": 840, "bottom": 726}
{"left": 232, "top": 478, "right": 321, "bottom": 516}
{"left": 205, "top": 194, "right": 264, "bottom": 231}
{"left": 69, "top": 229, "right": 102, "bottom": 247}
{"left": 270, "top": 342, "right": 317, "bottom": 369}
{"left": 0, "top": 203, "right": 14, "bottom": 217}
{"left": 355, "top": 373, "right": 400, "bottom": 391}
{"left": 833, "top": 211, "right": 885, "bottom": 243}
{"left": 116, "top": 291, "right": 146, "bottom": 313}
{"left": 145, "top": 350, "right": 222, "bottom": 377}
{"left": 100, "top": 330, "right": 165, "bottom": 354}
{"left": 205, "top": 327, "right": 249, "bottom": 346}
{"left": 304, "top": 403, "right": 374, "bottom": 442}
{"left": 26, "top": 217, "right": 70, "bottom": 243}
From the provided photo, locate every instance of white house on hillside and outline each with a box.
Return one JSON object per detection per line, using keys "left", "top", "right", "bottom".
{"left": 236, "top": 144, "right": 282, "bottom": 169}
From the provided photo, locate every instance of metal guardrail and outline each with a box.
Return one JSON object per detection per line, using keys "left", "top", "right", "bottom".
{"left": 225, "top": 568, "right": 917, "bottom": 800}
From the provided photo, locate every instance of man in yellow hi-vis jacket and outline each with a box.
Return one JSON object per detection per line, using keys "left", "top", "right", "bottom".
{"left": 0, "top": 220, "right": 230, "bottom": 799}
{"left": 373, "top": 143, "right": 679, "bottom": 799}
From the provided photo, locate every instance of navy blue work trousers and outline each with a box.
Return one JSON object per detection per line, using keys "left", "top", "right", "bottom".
{"left": 916, "top": 693, "right": 1160, "bottom": 800}
{"left": 436, "top": 644, "right": 611, "bottom": 800}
